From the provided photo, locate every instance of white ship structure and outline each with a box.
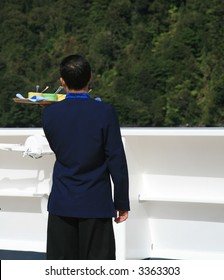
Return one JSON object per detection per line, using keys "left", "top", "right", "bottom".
{"left": 0, "top": 127, "right": 224, "bottom": 259}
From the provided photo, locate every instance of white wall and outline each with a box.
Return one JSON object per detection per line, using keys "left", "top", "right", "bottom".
{"left": 123, "top": 128, "right": 224, "bottom": 259}
{"left": 0, "top": 129, "right": 53, "bottom": 252}
{"left": 1, "top": 128, "right": 224, "bottom": 259}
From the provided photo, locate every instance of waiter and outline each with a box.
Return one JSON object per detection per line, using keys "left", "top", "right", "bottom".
{"left": 42, "top": 54, "right": 130, "bottom": 260}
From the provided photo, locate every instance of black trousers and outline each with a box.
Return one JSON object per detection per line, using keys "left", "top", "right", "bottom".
{"left": 47, "top": 213, "right": 116, "bottom": 260}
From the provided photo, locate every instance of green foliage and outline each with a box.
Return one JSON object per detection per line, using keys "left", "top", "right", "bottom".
{"left": 1, "top": 0, "right": 224, "bottom": 127}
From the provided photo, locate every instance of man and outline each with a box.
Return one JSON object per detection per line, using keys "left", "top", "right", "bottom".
{"left": 42, "top": 54, "right": 130, "bottom": 260}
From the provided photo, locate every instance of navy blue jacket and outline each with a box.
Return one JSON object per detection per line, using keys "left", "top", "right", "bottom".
{"left": 42, "top": 96, "right": 129, "bottom": 218}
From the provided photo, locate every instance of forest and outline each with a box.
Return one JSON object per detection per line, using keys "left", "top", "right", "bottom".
{"left": 1, "top": 0, "right": 224, "bottom": 127}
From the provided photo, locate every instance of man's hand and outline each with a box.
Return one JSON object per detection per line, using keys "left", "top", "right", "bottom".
{"left": 115, "top": 210, "right": 129, "bottom": 223}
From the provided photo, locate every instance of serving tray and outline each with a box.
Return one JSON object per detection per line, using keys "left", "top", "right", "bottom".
{"left": 13, "top": 98, "right": 58, "bottom": 105}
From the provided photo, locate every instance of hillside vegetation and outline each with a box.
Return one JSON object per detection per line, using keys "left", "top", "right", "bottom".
{"left": 1, "top": 0, "right": 224, "bottom": 127}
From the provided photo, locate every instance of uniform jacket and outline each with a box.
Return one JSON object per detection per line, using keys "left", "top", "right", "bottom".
{"left": 42, "top": 94, "right": 130, "bottom": 218}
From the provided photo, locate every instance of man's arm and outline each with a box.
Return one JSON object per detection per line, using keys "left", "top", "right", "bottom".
{"left": 104, "top": 106, "right": 130, "bottom": 212}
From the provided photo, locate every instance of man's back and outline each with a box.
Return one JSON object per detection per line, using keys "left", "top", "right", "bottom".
{"left": 42, "top": 96, "right": 129, "bottom": 218}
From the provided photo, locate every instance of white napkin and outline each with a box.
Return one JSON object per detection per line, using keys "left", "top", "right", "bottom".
{"left": 16, "top": 93, "right": 51, "bottom": 102}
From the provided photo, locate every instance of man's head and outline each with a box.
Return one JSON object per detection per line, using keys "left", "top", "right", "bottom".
{"left": 60, "top": 55, "right": 92, "bottom": 91}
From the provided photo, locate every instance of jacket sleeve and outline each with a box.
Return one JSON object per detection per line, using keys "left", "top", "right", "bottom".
{"left": 103, "top": 105, "right": 130, "bottom": 211}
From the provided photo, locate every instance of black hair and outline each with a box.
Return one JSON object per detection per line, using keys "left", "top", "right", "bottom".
{"left": 60, "top": 55, "right": 91, "bottom": 90}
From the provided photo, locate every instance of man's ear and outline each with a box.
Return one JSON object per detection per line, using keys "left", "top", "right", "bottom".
{"left": 60, "top": 77, "right": 66, "bottom": 88}
{"left": 89, "top": 72, "right": 93, "bottom": 83}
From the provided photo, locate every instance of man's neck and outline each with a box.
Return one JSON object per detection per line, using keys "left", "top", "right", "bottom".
{"left": 66, "top": 87, "right": 89, "bottom": 93}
